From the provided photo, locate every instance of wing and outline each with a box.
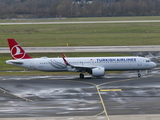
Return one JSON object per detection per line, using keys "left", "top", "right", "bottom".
{"left": 61, "top": 54, "right": 105, "bottom": 77}
{"left": 62, "top": 53, "right": 95, "bottom": 72}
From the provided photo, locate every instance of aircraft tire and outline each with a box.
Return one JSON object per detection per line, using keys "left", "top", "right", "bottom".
{"left": 138, "top": 73, "right": 141, "bottom": 77}
{"left": 80, "top": 73, "right": 84, "bottom": 79}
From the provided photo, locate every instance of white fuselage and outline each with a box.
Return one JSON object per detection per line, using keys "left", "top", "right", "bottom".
{"left": 6, "top": 56, "right": 156, "bottom": 72}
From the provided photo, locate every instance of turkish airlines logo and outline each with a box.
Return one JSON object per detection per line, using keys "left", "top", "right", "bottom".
{"left": 11, "top": 45, "right": 25, "bottom": 59}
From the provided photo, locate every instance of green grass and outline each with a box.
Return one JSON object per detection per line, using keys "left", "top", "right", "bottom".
{"left": 0, "top": 70, "right": 122, "bottom": 76}
{"left": 0, "top": 22, "right": 160, "bottom": 47}
{"left": 0, "top": 71, "right": 78, "bottom": 76}
{"left": 68, "top": 16, "right": 160, "bottom": 21}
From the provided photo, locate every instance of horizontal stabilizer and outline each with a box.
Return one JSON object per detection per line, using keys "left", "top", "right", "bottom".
{"left": 6, "top": 60, "right": 23, "bottom": 64}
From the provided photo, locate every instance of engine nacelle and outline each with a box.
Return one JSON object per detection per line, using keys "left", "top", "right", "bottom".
{"left": 92, "top": 67, "right": 105, "bottom": 77}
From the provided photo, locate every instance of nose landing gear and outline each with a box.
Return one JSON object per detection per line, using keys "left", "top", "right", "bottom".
{"left": 138, "top": 70, "right": 141, "bottom": 77}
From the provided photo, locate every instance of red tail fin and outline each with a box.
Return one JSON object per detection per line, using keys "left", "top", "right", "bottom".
{"left": 7, "top": 39, "right": 32, "bottom": 59}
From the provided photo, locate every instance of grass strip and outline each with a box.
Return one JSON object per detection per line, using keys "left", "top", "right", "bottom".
{"left": 0, "top": 22, "right": 160, "bottom": 47}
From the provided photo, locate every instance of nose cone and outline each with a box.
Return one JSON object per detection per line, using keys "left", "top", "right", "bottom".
{"left": 152, "top": 62, "right": 157, "bottom": 68}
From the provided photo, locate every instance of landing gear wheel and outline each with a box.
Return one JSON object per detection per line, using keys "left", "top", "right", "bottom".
{"left": 138, "top": 73, "right": 141, "bottom": 78}
{"left": 80, "top": 73, "right": 84, "bottom": 79}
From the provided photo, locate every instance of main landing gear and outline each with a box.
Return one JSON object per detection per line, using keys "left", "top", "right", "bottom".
{"left": 138, "top": 70, "right": 141, "bottom": 77}
{"left": 80, "top": 73, "right": 84, "bottom": 79}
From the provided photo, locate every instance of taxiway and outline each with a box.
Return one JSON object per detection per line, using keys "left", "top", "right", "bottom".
{"left": 0, "top": 20, "right": 160, "bottom": 25}
{"left": 1, "top": 46, "right": 160, "bottom": 53}
{"left": 0, "top": 70, "right": 160, "bottom": 120}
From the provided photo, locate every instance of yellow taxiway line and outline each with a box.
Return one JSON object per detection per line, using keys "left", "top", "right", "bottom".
{"left": 100, "top": 89, "right": 122, "bottom": 92}
{"left": 96, "top": 85, "right": 110, "bottom": 120}
{"left": 59, "top": 79, "right": 111, "bottom": 120}
{"left": 0, "top": 87, "right": 33, "bottom": 102}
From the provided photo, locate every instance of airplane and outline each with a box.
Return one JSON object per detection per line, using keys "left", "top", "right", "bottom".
{"left": 6, "top": 39, "right": 156, "bottom": 79}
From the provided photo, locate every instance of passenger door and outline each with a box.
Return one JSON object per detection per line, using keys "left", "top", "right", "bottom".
{"left": 137, "top": 58, "right": 142, "bottom": 66}
{"left": 30, "top": 60, "right": 34, "bottom": 70}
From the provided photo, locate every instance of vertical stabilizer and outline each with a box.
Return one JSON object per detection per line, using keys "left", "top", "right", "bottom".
{"left": 7, "top": 39, "right": 32, "bottom": 59}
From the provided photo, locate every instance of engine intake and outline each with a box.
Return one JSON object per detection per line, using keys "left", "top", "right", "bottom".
{"left": 92, "top": 67, "right": 105, "bottom": 77}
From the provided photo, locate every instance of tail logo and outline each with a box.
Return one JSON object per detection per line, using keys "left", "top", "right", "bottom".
{"left": 11, "top": 45, "right": 25, "bottom": 59}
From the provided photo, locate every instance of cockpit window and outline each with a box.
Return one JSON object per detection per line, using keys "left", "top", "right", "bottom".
{"left": 146, "top": 60, "right": 150, "bottom": 62}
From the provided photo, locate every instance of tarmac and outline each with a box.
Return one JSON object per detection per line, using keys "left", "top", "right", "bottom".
{"left": 0, "top": 69, "right": 160, "bottom": 120}
{"left": 0, "top": 114, "right": 160, "bottom": 120}
{"left": 1, "top": 46, "right": 160, "bottom": 53}
{"left": 0, "top": 20, "right": 160, "bottom": 25}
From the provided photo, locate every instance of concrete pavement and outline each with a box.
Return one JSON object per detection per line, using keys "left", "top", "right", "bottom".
{"left": 0, "top": 115, "right": 160, "bottom": 120}
{"left": 0, "top": 20, "right": 160, "bottom": 25}
{"left": 1, "top": 45, "right": 160, "bottom": 53}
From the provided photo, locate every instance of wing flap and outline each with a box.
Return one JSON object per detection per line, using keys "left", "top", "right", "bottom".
{"left": 70, "top": 65, "right": 95, "bottom": 69}
{"left": 62, "top": 53, "right": 96, "bottom": 70}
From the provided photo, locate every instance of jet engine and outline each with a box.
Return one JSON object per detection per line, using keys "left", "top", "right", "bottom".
{"left": 91, "top": 67, "right": 105, "bottom": 77}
